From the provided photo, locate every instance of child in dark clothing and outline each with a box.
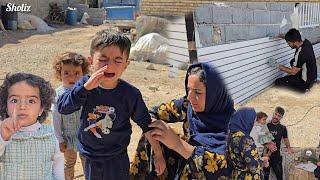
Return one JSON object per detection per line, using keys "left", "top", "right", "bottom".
{"left": 315, "top": 140, "right": 320, "bottom": 179}
{"left": 315, "top": 143, "right": 320, "bottom": 179}
{"left": 315, "top": 157, "right": 320, "bottom": 179}
{"left": 57, "top": 30, "right": 165, "bottom": 180}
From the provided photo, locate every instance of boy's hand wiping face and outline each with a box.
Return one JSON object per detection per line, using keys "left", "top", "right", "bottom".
{"left": 84, "top": 65, "right": 109, "bottom": 91}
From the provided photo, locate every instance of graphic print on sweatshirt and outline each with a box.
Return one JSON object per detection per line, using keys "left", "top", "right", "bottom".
{"left": 84, "top": 105, "right": 116, "bottom": 139}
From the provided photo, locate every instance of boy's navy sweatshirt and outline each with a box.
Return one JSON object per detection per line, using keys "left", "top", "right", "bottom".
{"left": 57, "top": 75, "right": 151, "bottom": 161}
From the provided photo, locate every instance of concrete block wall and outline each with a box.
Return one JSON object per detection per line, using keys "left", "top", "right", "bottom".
{"left": 140, "top": 0, "right": 319, "bottom": 16}
{"left": 232, "top": 9, "right": 253, "bottom": 24}
{"left": 247, "top": 2, "right": 267, "bottom": 10}
{"left": 140, "top": 0, "right": 205, "bottom": 16}
{"left": 301, "top": 28, "right": 320, "bottom": 44}
{"left": 194, "top": 2, "right": 320, "bottom": 47}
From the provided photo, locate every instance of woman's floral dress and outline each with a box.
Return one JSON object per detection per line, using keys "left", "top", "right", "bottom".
{"left": 227, "top": 131, "right": 264, "bottom": 180}
{"left": 130, "top": 97, "right": 231, "bottom": 180}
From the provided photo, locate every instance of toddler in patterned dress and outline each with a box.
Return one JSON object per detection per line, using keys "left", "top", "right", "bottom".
{"left": 51, "top": 52, "right": 89, "bottom": 180}
{"left": 0, "top": 73, "right": 64, "bottom": 180}
{"left": 255, "top": 112, "right": 274, "bottom": 157}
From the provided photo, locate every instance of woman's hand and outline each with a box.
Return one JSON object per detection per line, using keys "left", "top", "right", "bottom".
{"left": 264, "top": 142, "right": 277, "bottom": 152}
{"left": 144, "top": 119, "right": 166, "bottom": 175}
{"left": 153, "top": 151, "right": 166, "bottom": 176}
{"left": 149, "top": 120, "right": 195, "bottom": 159}
{"left": 148, "top": 120, "right": 181, "bottom": 150}
{"left": 286, "top": 147, "right": 294, "bottom": 154}
{"left": 59, "top": 142, "right": 67, "bottom": 153}
{"left": 261, "top": 156, "right": 269, "bottom": 167}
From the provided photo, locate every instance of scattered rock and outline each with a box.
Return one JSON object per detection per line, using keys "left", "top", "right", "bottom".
{"left": 142, "top": 95, "right": 149, "bottom": 102}
{"left": 148, "top": 86, "right": 159, "bottom": 92}
{"left": 146, "top": 63, "right": 156, "bottom": 70}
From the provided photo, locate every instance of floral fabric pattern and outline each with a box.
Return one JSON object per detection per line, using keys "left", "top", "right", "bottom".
{"left": 130, "top": 97, "right": 230, "bottom": 180}
{"left": 227, "top": 131, "right": 263, "bottom": 180}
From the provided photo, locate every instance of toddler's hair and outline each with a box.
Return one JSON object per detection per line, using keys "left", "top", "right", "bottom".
{"left": 256, "top": 111, "right": 268, "bottom": 121}
{"left": 90, "top": 29, "right": 131, "bottom": 57}
{"left": 0, "top": 73, "right": 55, "bottom": 123}
{"left": 53, "top": 52, "right": 89, "bottom": 81}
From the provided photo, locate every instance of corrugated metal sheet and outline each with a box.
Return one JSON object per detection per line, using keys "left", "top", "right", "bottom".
{"left": 166, "top": 17, "right": 320, "bottom": 104}
{"left": 198, "top": 37, "right": 320, "bottom": 104}
{"left": 166, "top": 16, "right": 189, "bottom": 72}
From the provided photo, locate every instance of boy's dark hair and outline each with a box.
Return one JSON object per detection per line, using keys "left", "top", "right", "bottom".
{"left": 53, "top": 52, "right": 90, "bottom": 80}
{"left": 275, "top": 106, "right": 285, "bottom": 117}
{"left": 90, "top": 30, "right": 131, "bottom": 58}
{"left": 256, "top": 111, "right": 268, "bottom": 121}
{"left": 188, "top": 66, "right": 206, "bottom": 84}
{"left": 0, "top": 73, "right": 55, "bottom": 123}
{"left": 285, "top": 28, "right": 302, "bottom": 43}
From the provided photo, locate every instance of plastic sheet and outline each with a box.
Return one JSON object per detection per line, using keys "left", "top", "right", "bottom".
{"left": 135, "top": 16, "right": 169, "bottom": 39}
{"left": 80, "top": 12, "right": 90, "bottom": 24}
{"left": 18, "top": 13, "right": 55, "bottom": 32}
{"left": 129, "top": 33, "right": 168, "bottom": 64}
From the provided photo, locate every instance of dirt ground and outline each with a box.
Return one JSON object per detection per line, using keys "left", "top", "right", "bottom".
{"left": 0, "top": 25, "right": 319, "bottom": 179}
